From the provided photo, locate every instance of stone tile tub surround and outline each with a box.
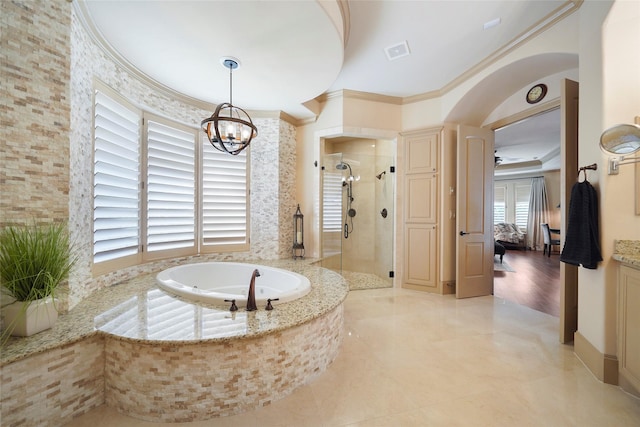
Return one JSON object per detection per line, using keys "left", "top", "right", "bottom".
{"left": 0, "top": 261, "right": 349, "bottom": 425}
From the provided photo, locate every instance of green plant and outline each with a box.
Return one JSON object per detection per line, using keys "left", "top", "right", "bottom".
{"left": 0, "top": 222, "right": 76, "bottom": 302}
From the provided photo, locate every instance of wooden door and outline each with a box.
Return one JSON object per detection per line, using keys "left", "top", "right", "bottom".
{"left": 456, "top": 125, "right": 494, "bottom": 298}
{"left": 560, "top": 78, "right": 579, "bottom": 343}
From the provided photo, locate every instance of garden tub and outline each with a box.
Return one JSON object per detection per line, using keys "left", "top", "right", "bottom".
{"left": 156, "top": 262, "right": 311, "bottom": 305}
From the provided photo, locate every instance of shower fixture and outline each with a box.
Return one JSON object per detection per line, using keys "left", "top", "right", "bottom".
{"left": 336, "top": 161, "right": 357, "bottom": 238}
{"left": 376, "top": 171, "right": 386, "bottom": 180}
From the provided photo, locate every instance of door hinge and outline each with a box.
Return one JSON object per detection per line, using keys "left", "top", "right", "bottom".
{"left": 389, "top": 271, "right": 395, "bottom": 278}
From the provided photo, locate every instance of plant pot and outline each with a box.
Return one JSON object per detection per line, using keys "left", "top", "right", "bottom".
{"left": 2, "top": 296, "right": 58, "bottom": 337}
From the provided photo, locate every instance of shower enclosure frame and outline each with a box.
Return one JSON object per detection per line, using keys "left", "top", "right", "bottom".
{"left": 319, "top": 138, "right": 397, "bottom": 288}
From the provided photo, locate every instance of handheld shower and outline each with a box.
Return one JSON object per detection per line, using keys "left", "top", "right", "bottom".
{"left": 336, "top": 161, "right": 357, "bottom": 238}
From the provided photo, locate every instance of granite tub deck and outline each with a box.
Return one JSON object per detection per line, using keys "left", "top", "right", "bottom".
{"left": 0, "top": 260, "right": 349, "bottom": 425}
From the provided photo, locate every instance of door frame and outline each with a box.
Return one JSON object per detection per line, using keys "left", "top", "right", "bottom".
{"left": 486, "top": 88, "right": 578, "bottom": 343}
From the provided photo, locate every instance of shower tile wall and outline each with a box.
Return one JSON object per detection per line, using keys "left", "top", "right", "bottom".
{"left": 2, "top": 1, "right": 297, "bottom": 311}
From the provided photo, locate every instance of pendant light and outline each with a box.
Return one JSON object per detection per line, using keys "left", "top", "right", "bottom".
{"left": 201, "top": 57, "right": 257, "bottom": 155}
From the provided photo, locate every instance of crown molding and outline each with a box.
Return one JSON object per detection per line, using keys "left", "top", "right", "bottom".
{"left": 431, "top": 1, "right": 582, "bottom": 103}
{"left": 310, "top": 0, "right": 581, "bottom": 109}
{"left": 317, "top": 89, "right": 403, "bottom": 105}
{"left": 74, "top": 1, "right": 218, "bottom": 113}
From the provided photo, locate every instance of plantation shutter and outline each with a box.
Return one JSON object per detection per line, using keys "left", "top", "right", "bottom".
{"left": 323, "top": 171, "right": 343, "bottom": 232}
{"left": 93, "top": 89, "right": 141, "bottom": 267}
{"left": 145, "top": 117, "right": 196, "bottom": 257}
{"left": 201, "top": 140, "right": 248, "bottom": 249}
{"left": 515, "top": 183, "right": 531, "bottom": 229}
{"left": 493, "top": 184, "right": 506, "bottom": 224}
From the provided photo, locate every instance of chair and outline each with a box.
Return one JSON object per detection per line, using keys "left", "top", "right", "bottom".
{"left": 494, "top": 241, "right": 506, "bottom": 263}
{"left": 541, "top": 223, "right": 560, "bottom": 257}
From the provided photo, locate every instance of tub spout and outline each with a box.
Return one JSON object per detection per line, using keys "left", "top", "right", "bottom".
{"left": 246, "top": 269, "right": 260, "bottom": 311}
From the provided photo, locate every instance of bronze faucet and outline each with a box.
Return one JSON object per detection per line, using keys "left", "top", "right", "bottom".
{"left": 246, "top": 269, "right": 260, "bottom": 311}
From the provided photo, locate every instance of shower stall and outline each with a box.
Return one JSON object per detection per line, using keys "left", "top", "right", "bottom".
{"left": 321, "top": 138, "right": 395, "bottom": 290}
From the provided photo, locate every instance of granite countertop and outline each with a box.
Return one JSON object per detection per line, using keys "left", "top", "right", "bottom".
{"left": 612, "top": 240, "right": 640, "bottom": 268}
{"left": 1, "top": 259, "right": 349, "bottom": 366}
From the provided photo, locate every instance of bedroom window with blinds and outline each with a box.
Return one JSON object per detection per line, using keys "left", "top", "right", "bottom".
{"left": 494, "top": 179, "right": 531, "bottom": 229}
{"left": 93, "top": 89, "right": 141, "bottom": 273}
{"left": 514, "top": 183, "right": 531, "bottom": 230}
{"left": 201, "top": 139, "right": 249, "bottom": 250}
{"left": 494, "top": 185, "right": 506, "bottom": 223}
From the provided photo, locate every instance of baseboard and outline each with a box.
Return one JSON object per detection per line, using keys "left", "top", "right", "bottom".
{"left": 619, "top": 373, "right": 640, "bottom": 398}
{"left": 574, "top": 331, "right": 618, "bottom": 385}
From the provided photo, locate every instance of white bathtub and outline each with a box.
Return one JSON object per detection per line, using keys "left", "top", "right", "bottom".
{"left": 156, "top": 262, "right": 311, "bottom": 305}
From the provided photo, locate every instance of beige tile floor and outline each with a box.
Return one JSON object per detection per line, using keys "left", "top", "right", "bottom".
{"left": 66, "top": 288, "right": 640, "bottom": 427}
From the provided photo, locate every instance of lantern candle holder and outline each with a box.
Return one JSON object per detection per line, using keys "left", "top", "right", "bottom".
{"left": 293, "top": 204, "right": 305, "bottom": 259}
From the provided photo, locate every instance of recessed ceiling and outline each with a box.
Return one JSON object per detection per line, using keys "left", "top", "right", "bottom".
{"left": 495, "top": 108, "right": 561, "bottom": 173}
{"left": 82, "top": 0, "right": 344, "bottom": 117}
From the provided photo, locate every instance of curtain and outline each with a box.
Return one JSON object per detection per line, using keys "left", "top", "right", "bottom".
{"left": 526, "top": 176, "right": 549, "bottom": 250}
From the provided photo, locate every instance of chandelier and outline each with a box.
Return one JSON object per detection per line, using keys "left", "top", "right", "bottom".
{"left": 201, "top": 57, "right": 257, "bottom": 155}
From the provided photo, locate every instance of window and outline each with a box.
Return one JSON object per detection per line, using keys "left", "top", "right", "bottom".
{"left": 144, "top": 116, "right": 196, "bottom": 259}
{"left": 494, "top": 185, "right": 506, "bottom": 223}
{"left": 494, "top": 179, "right": 531, "bottom": 229}
{"left": 92, "top": 83, "right": 249, "bottom": 274}
{"left": 201, "top": 142, "right": 249, "bottom": 250}
{"left": 514, "top": 183, "right": 531, "bottom": 230}
{"left": 322, "top": 170, "right": 343, "bottom": 233}
{"left": 93, "top": 89, "right": 141, "bottom": 272}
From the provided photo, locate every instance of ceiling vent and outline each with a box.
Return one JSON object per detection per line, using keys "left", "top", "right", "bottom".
{"left": 384, "top": 41, "right": 410, "bottom": 61}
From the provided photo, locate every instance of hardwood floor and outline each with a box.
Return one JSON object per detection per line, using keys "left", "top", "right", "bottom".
{"left": 494, "top": 248, "right": 560, "bottom": 317}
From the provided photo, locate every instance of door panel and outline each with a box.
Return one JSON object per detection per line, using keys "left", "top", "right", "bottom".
{"left": 404, "top": 224, "right": 437, "bottom": 288}
{"left": 405, "top": 174, "right": 437, "bottom": 223}
{"left": 456, "top": 125, "right": 494, "bottom": 298}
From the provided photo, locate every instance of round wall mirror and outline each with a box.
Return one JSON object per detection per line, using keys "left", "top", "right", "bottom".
{"left": 599, "top": 123, "right": 640, "bottom": 155}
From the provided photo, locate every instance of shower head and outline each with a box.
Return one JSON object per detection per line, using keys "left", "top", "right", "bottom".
{"left": 336, "top": 162, "right": 353, "bottom": 176}
{"left": 376, "top": 171, "right": 386, "bottom": 180}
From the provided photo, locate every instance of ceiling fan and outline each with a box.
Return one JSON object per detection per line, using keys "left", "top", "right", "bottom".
{"left": 494, "top": 150, "right": 503, "bottom": 167}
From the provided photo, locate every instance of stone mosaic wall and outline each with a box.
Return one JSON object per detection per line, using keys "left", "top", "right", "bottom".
{"left": 105, "top": 304, "right": 343, "bottom": 422}
{"left": 1, "top": 0, "right": 71, "bottom": 225}
{"left": 0, "top": 335, "right": 105, "bottom": 426}
{"left": 279, "top": 120, "right": 300, "bottom": 257}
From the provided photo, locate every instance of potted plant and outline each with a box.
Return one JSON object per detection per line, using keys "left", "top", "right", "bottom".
{"left": 0, "top": 221, "right": 76, "bottom": 339}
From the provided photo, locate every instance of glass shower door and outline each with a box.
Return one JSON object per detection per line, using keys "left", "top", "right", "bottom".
{"left": 321, "top": 146, "right": 395, "bottom": 290}
{"left": 320, "top": 153, "right": 343, "bottom": 272}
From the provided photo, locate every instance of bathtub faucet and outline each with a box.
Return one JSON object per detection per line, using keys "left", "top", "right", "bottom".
{"left": 246, "top": 269, "right": 260, "bottom": 311}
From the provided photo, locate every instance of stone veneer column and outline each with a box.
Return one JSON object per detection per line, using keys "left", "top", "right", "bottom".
{"left": 1, "top": 0, "right": 71, "bottom": 225}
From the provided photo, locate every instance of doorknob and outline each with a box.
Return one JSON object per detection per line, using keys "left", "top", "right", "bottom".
{"left": 459, "top": 231, "right": 469, "bottom": 236}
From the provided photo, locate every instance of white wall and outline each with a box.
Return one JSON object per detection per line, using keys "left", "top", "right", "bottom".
{"left": 578, "top": 0, "right": 640, "bottom": 356}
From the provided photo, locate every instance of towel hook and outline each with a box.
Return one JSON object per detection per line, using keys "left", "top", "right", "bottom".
{"left": 578, "top": 163, "right": 597, "bottom": 182}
